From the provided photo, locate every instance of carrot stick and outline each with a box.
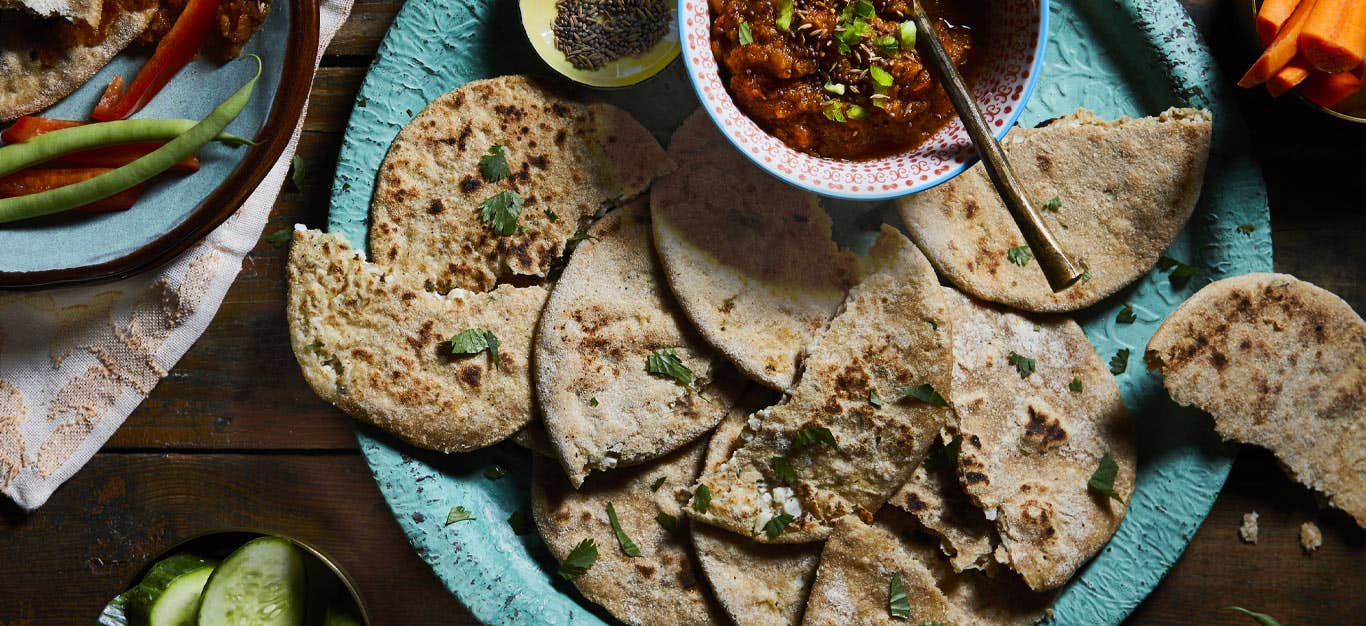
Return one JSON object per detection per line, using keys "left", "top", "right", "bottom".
{"left": 1301, "top": 70, "right": 1364, "bottom": 107}
{"left": 1299, "top": 0, "right": 1366, "bottom": 73}
{"left": 1240, "top": 0, "right": 1320, "bottom": 87}
{"left": 1268, "top": 56, "right": 1314, "bottom": 96}
{"left": 1258, "top": 0, "right": 1302, "bottom": 45}
{"left": 0, "top": 168, "right": 144, "bottom": 213}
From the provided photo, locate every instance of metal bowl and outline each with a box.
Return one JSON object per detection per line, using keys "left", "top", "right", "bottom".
{"left": 1236, "top": 0, "right": 1366, "bottom": 124}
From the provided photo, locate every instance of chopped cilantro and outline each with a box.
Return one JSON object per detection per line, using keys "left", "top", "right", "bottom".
{"left": 446, "top": 328, "right": 500, "bottom": 369}
{"left": 1007, "top": 351, "right": 1036, "bottom": 378}
{"left": 544, "top": 208, "right": 559, "bottom": 222}
{"left": 1226, "top": 607, "right": 1282, "bottom": 626}
{"left": 791, "top": 425, "right": 837, "bottom": 451}
{"left": 869, "top": 390, "right": 884, "bottom": 408}
{"left": 764, "top": 513, "right": 795, "bottom": 539}
{"left": 846, "top": 104, "right": 869, "bottom": 120}
{"left": 852, "top": 0, "right": 875, "bottom": 19}
{"left": 650, "top": 476, "right": 666, "bottom": 491}
{"left": 655, "top": 511, "right": 679, "bottom": 533}
{"left": 897, "top": 20, "right": 916, "bottom": 50}
{"left": 1043, "top": 195, "right": 1062, "bottom": 212}
{"left": 1156, "top": 255, "right": 1199, "bottom": 289}
{"left": 738, "top": 21, "right": 754, "bottom": 45}
{"left": 823, "top": 101, "right": 847, "bottom": 123}
{"left": 289, "top": 154, "right": 305, "bottom": 191}
{"left": 897, "top": 383, "right": 948, "bottom": 407}
{"left": 356, "top": 96, "right": 367, "bottom": 108}
{"left": 693, "top": 484, "right": 711, "bottom": 514}
{"left": 558, "top": 538, "right": 598, "bottom": 580}
{"left": 507, "top": 509, "right": 532, "bottom": 535}
{"left": 1069, "top": 377, "right": 1083, "bottom": 393}
{"left": 479, "top": 144, "right": 511, "bottom": 182}
{"left": 484, "top": 465, "right": 506, "bottom": 480}
{"left": 772, "top": 457, "right": 797, "bottom": 485}
{"left": 875, "top": 34, "right": 899, "bottom": 55}
{"left": 1079, "top": 267, "right": 1093, "bottom": 283}
{"left": 775, "top": 0, "right": 793, "bottom": 30}
{"left": 888, "top": 573, "right": 910, "bottom": 618}
{"left": 1109, "top": 348, "right": 1130, "bottom": 375}
{"left": 478, "top": 189, "right": 523, "bottom": 236}
{"left": 588, "top": 396, "right": 599, "bottom": 407}
{"left": 922, "top": 436, "right": 961, "bottom": 472}
{"left": 606, "top": 502, "right": 642, "bottom": 557}
{"left": 1087, "top": 452, "right": 1123, "bottom": 502}
{"left": 445, "top": 506, "right": 475, "bottom": 525}
{"left": 1116, "top": 304, "right": 1137, "bottom": 324}
{"left": 1237, "top": 223, "right": 1256, "bottom": 236}
{"left": 265, "top": 227, "right": 292, "bottom": 248}
{"left": 824, "top": 81, "right": 847, "bottom": 95}
{"left": 1007, "top": 245, "right": 1034, "bottom": 266}
{"left": 869, "top": 65, "right": 894, "bottom": 88}
{"left": 569, "top": 229, "right": 596, "bottom": 242}
{"left": 305, "top": 341, "right": 323, "bottom": 352}
{"left": 646, "top": 348, "right": 694, "bottom": 386}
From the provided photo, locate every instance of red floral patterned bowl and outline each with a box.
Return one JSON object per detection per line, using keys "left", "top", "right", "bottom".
{"left": 679, "top": 0, "right": 1049, "bottom": 200}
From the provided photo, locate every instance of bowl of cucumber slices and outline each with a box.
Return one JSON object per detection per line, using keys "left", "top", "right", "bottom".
{"left": 96, "top": 531, "right": 368, "bottom": 626}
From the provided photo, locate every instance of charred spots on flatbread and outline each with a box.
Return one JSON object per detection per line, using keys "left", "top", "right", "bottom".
{"left": 460, "top": 364, "right": 483, "bottom": 388}
{"left": 1021, "top": 404, "right": 1069, "bottom": 452}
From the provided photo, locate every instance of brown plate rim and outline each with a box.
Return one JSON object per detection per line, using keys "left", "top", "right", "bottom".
{"left": 0, "top": 0, "right": 320, "bottom": 290}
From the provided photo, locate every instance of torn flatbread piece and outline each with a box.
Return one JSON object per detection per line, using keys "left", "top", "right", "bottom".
{"left": 369, "top": 74, "right": 673, "bottom": 293}
{"left": 898, "top": 108, "right": 1212, "bottom": 312}
{"left": 286, "top": 229, "right": 546, "bottom": 453}
{"left": 651, "top": 111, "right": 860, "bottom": 389}
{"left": 948, "top": 289, "right": 1135, "bottom": 591}
{"left": 690, "top": 227, "right": 953, "bottom": 543}
{"left": 1, "top": 0, "right": 102, "bottom": 27}
{"left": 802, "top": 513, "right": 1051, "bottom": 626}
{"left": 536, "top": 201, "right": 742, "bottom": 487}
{"left": 1146, "top": 273, "right": 1365, "bottom": 527}
{"left": 694, "top": 398, "right": 821, "bottom": 626}
{"left": 889, "top": 435, "right": 998, "bottom": 573}
{"left": 531, "top": 438, "right": 725, "bottom": 626}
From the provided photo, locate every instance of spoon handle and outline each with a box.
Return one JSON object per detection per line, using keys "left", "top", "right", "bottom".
{"left": 909, "top": 1, "right": 1084, "bottom": 292}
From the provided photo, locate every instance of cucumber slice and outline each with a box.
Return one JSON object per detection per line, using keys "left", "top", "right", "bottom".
{"left": 128, "top": 553, "right": 219, "bottom": 626}
{"left": 196, "top": 536, "right": 307, "bottom": 626}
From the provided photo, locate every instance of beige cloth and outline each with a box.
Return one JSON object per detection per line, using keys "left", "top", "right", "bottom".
{"left": 0, "top": 0, "right": 352, "bottom": 510}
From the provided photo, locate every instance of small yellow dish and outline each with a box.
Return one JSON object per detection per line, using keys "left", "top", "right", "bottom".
{"left": 520, "top": 0, "right": 681, "bottom": 88}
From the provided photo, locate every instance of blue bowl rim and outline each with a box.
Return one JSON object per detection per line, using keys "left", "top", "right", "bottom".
{"left": 678, "top": 0, "right": 1051, "bottom": 201}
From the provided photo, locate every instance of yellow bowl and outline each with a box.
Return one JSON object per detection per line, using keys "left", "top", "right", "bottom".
{"left": 520, "top": 0, "right": 681, "bottom": 88}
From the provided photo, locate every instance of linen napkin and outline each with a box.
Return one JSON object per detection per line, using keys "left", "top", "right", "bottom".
{"left": 0, "top": 0, "right": 353, "bottom": 511}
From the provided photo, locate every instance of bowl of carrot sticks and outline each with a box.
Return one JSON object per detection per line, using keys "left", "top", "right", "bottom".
{"left": 1239, "top": 0, "right": 1366, "bottom": 122}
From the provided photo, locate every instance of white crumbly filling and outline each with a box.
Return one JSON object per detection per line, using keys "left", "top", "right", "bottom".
{"left": 751, "top": 482, "right": 804, "bottom": 534}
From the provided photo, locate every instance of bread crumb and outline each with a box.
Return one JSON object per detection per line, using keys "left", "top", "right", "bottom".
{"left": 1298, "top": 521, "right": 1322, "bottom": 554}
{"left": 1239, "top": 512, "right": 1259, "bottom": 544}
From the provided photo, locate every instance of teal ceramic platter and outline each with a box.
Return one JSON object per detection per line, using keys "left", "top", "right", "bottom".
{"left": 328, "top": 0, "right": 1272, "bottom": 623}
{"left": 0, "top": 0, "right": 318, "bottom": 288}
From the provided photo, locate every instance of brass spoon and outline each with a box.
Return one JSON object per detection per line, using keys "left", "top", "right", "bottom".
{"left": 908, "top": 1, "right": 1084, "bottom": 292}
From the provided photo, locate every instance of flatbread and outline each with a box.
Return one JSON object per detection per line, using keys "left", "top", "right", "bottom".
{"left": 947, "top": 289, "right": 1135, "bottom": 591}
{"left": 651, "top": 111, "right": 860, "bottom": 389}
{"left": 536, "top": 201, "right": 742, "bottom": 487}
{"left": 693, "top": 397, "right": 821, "bottom": 626}
{"left": 802, "top": 513, "right": 1051, "bottom": 626}
{"left": 286, "top": 229, "right": 546, "bottom": 453}
{"left": 0, "top": 0, "right": 102, "bottom": 26}
{"left": 531, "top": 438, "right": 726, "bottom": 626}
{"left": 369, "top": 74, "right": 673, "bottom": 294}
{"left": 690, "top": 227, "right": 953, "bottom": 543}
{"left": 888, "top": 434, "right": 998, "bottom": 573}
{"left": 0, "top": 6, "right": 154, "bottom": 123}
{"left": 1146, "top": 273, "right": 1366, "bottom": 526}
{"left": 897, "top": 108, "right": 1212, "bottom": 312}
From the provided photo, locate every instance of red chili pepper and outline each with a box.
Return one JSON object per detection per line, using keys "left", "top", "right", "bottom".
{"left": 0, "top": 168, "right": 145, "bottom": 213}
{"left": 2, "top": 116, "right": 200, "bottom": 172}
{"left": 0, "top": 116, "right": 82, "bottom": 143}
{"left": 90, "top": 0, "right": 222, "bottom": 121}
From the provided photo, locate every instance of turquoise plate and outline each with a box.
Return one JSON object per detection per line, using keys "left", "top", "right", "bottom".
{"left": 0, "top": 0, "right": 318, "bottom": 288}
{"left": 328, "top": 0, "right": 1272, "bottom": 623}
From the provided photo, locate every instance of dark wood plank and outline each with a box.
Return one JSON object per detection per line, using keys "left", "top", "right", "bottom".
{"left": 0, "top": 453, "right": 474, "bottom": 625}
{"left": 325, "top": 0, "right": 401, "bottom": 58}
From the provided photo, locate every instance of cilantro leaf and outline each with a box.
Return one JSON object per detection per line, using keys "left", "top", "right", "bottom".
{"left": 791, "top": 426, "right": 837, "bottom": 452}
{"left": 1007, "top": 245, "right": 1034, "bottom": 266}
{"left": 289, "top": 154, "right": 305, "bottom": 191}
{"left": 823, "top": 101, "right": 847, "bottom": 123}
{"left": 1069, "top": 377, "right": 1083, "bottom": 393}
{"left": 888, "top": 573, "right": 910, "bottom": 619}
{"left": 646, "top": 347, "right": 694, "bottom": 386}
{"left": 447, "top": 328, "right": 500, "bottom": 369}
{"left": 775, "top": 0, "right": 793, "bottom": 30}
{"left": 507, "top": 509, "right": 532, "bottom": 535}
{"left": 869, "top": 65, "right": 894, "bottom": 88}
{"left": 1226, "top": 607, "right": 1282, "bottom": 626}
{"left": 897, "top": 20, "right": 916, "bottom": 49}
{"left": 606, "top": 502, "right": 642, "bottom": 557}
{"left": 304, "top": 341, "right": 323, "bottom": 352}
{"left": 588, "top": 396, "right": 599, "bottom": 407}
{"left": 772, "top": 457, "right": 797, "bottom": 485}
{"left": 1156, "top": 255, "right": 1199, "bottom": 289}
{"left": 694, "top": 484, "right": 711, "bottom": 514}
{"left": 569, "top": 229, "right": 596, "bottom": 242}
{"left": 655, "top": 511, "right": 679, "bottom": 533}
{"left": 650, "top": 476, "right": 666, "bottom": 491}
{"left": 896, "top": 384, "right": 948, "bottom": 407}
{"left": 1236, "top": 223, "right": 1256, "bottom": 236}
{"left": 1116, "top": 304, "right": 1137, "bottom": 324}
{"left": 853, "top": 0, "right": 875, "bottom": 19}
{"left": 1087, "top": 452, "right": 1123, "bottom": 502}
{"left": 764, "top": 513, "right": 796, "bottom": 539}
{"left": 922, "top": 436, "right": 961, "bottom": 472}
{"left": 1043, "top": 195, "right": 1062, "bottom": 212}
{"left": 479, "top": 144, "right": 511, "bottom": 182}
{"left": 1079, "top": 268, "right": 1093, "bottom": 284}
{"left": 265, "top": 227, "right": 292, "bottom": 248}
{"left": 484, "top": 465, "right": 506, "bottom": 480}
{"left": 875, "top": 34, "right": 899, "bottom": 55}
{"left": 558, "top": 538, "right": 598, "bottom": 580}
{"left": 738, "top": 21, "right": 754, "bottom": 45}
{"left": 869, "top": 390, "right": 884, "bottom": 408}
{"left": 544, "top": 208, "right": 559, "bottom": 222}
{"left": 1109, "top": 348, "right": 1129, "bottom": 375}
{"left": 445, "top": 506, "right": 475, "bottom": 525}
{"left": 478, "top": 189, "right": 524, "bottom": 236}
{"left": 1008, "top": 351, "right": 1036, "bottom": 378}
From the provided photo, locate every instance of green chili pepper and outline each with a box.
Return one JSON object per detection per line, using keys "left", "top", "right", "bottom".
{"left": 0, "top": 55, "right": 262, "bottom": 224}
{"left": 0, "top": 121, "right": 254, "bottom": 179}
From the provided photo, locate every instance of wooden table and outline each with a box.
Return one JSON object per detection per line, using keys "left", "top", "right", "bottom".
{"left": 2, "top": 1, "right": 1363, "bottom": 624}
